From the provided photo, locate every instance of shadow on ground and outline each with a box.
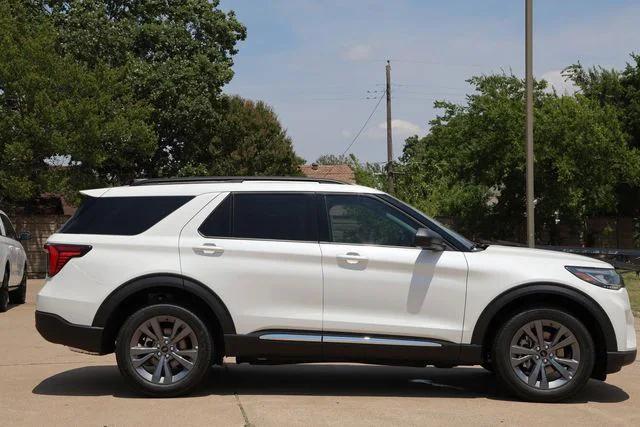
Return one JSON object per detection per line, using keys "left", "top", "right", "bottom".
{"left": 32, "top": 364, "right": 629, "bottom": 403}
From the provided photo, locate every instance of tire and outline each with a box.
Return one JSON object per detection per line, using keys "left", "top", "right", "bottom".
{"left": 481, "top": 361, "right": 494, "bottom": 372}
{"left": 492, "top": 307, "right": 595, "bottom": 402}
{"left": 0, "top": 268, "right": 9, "bottom": 312}
{"left": 115, "top": 303, "right": 214, "bottom": 397}
{"left": 9, "top": 264, "right": 27, "bottom": 305}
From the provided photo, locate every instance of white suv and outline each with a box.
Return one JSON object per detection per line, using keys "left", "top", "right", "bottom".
{"left": 35, "top": 177, "right": 636, "bottom": 401}
{"left": 1, "top": 209, "right": 29, "bottom": 312}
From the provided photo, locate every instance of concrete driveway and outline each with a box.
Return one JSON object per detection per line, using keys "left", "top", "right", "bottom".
{"left": 1, "top": 280, "right": 639, "bottom": 426}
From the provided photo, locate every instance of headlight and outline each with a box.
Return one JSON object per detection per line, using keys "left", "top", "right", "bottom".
{"left": 565, "top": 266, "right": 624, "bottom": 290}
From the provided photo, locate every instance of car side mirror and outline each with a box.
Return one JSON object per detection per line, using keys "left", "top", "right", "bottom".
{"left": 18, "top": 231, "right": 31, "bottom": 241}
{"left": 414, "top": 228, "right": 446, "bottom": 251}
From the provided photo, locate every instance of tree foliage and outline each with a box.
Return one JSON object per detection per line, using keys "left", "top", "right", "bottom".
{"left": 0, "top": 0, "right": 155, "bottom": 203}
{"left": 179, "top": 95, "right": 303, "bottom": 176}
{"left": 46, "top": 0, "right": 247, "bottom": 176}
{"left": 565, "top": 55, "right": 640, "bottom": 219}
{"left": 395, "top": 74, "right": 640, "bottom": 243}
{"left": 1, "top": 1, "right": 303, "bottom": 205}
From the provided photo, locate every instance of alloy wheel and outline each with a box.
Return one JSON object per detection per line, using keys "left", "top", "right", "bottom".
{"left": 129, "top": 315, "right": 199, "bottom": 385}
{"left": 509, "top": 319, "right": 581, "bottom": 390}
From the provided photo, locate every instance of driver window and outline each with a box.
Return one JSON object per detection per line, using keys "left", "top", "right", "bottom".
{"left": 325, "top": 195, "right": 421, "bottom": 247}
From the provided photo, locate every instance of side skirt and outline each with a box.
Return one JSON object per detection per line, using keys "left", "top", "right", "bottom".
{"left": 225, "top": 330, "right": 482, "bottom": 367}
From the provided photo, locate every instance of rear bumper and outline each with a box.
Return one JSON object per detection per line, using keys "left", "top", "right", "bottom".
{"left": 35, "top": 311, "right": 106, "bottom": 354}
{"left": 606, "top": 349, "right": 637, "bottom": 374}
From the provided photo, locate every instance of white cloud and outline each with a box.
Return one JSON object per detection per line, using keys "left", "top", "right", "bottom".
{"left": 368, "top": 119, "right": 422, "bottom": 139}
{"left": 384, "top": 119, "right": 421, "bottom": 136}
{"left": 343, "top": 44, "right": 373, "bottom": 61}
{"left": 540, "top": 70, "right": 578, "bottom": 95}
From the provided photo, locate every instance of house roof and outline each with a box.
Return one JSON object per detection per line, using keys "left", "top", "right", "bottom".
{"left": 300, "top": 164, "right": 356, "bottom": 184}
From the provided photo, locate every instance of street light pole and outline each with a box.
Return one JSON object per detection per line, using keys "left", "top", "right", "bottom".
{"left": 525, "top": 0, "right": 535, "bottom": 247}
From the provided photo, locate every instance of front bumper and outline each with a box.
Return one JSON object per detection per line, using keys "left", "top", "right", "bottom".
{"left": 606, "top": 349, "right": 637, "bottom": 374}
{"left": 35, "top": 311, "right": 106, "bottom": 354}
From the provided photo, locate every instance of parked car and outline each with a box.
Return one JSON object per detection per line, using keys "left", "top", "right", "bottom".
{"left": 0, "top": 209, "right": 29, "bottom": 312}
{"left": 35, "top": 177, "right": 636, "bottom": 401}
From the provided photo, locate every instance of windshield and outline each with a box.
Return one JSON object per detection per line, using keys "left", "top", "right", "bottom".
{"left": 378, "top": 194, "right": 477, "bottom": 251}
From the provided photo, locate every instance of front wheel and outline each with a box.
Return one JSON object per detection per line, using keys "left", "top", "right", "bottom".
{"left": 9, "top": 264, "right": 27, "bottom": 305}
{"left": 0, "top": 269, "right": 9, "bottom": 312}
{"left": 116, "top": 304, "right": 214, "bottom": 397}
{"left": 492, "top": 308, "right": 595, "bottom": 402}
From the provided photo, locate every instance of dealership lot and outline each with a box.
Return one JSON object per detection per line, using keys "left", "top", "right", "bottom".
{"left": 1, "top": 280, "right": 639, "bottom": 427}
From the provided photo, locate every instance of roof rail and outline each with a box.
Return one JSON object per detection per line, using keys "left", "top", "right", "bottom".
{"left": 129, "top": 176, "right": 349, "bottom": 186}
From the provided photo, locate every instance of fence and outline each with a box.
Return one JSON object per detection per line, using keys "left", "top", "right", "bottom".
{"left": 11, "top": 215, "right": 70, "bottom": 277}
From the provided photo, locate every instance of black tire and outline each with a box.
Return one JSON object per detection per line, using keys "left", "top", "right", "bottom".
{"left": 116, "top": 304, "right": 214, "bottom": 397}
{"left": 0, "top": 268, "right": 9, "bottom": 312}
{"left": 493, "top": 308, "right": 595, "bottom": 402}
{"left": 9, "top": 264, "right": 27, "bottom": 305}
{"left": 481, "top": 361, "right": 494, "bottom": 372}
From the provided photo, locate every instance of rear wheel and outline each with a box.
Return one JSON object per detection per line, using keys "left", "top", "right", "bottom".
{"left": 116, "top": 304, "right": 214, "bottom": 397}
{"left": 493, "top": 308, "right": 594, "bottom": 402}
{"left": 9, "top": 264, "right": 27, "bottom": 305}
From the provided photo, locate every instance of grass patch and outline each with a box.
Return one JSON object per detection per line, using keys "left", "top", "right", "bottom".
{"left": 621, "top": 271, "right": 640, "bottom": 315}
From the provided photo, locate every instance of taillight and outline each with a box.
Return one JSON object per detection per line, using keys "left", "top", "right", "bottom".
{"left": 44, "top": 244, "right": 92, "bottom": 277}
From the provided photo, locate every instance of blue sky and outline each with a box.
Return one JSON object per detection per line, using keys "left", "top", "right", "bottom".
{"left": 221, "top": 0, "right": 640, "bottom": 163}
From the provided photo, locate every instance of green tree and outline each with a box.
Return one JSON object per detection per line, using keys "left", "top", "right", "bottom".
{"left": 565, "top": 55, "right": 640, "bottom": 221}
{"left": 0, "top": 1, "right": 155, "bottom": 204}
{"left": 565, "top": 55, "right": 640, "bottom": 149}
{"left": 178, "top": 95, "right": 303, "bottom": 176}
{"left": 46, "top": 0, "right": 247, "bottom": 176}
{"left": 396, "top": 74, "right": 640, "bottom": 243}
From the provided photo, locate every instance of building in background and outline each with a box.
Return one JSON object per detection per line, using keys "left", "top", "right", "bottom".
{"left": 300, "top": 163, "right": 356, "bottom": 184}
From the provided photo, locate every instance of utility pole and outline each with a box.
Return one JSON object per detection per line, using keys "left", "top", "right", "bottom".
{"left": 525, "top": 0, "right": 535, "bottom": 247}
{"left": 386, "top": 60, "right": 394, "bottom": 194}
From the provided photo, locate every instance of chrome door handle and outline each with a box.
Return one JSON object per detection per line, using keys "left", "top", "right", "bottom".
{"left": 337, "top": 252, "right": 368, "bottom": 264}
{"left": 193, "top": 244, "right": 224, "bottom": 256}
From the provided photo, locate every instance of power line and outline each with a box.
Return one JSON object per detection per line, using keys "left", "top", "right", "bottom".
{"left": 321, "top": 92, "right": 385, "bottom": 177}
{"left": 337, "top": 92, "right": 385, "bottom": 158}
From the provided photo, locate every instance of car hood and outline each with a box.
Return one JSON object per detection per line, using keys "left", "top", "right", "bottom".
{"left": 481, "top": 244, "right": 613, "bottom": 268}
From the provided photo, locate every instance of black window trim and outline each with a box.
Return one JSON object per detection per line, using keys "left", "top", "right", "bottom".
{"left": 319, "top": 192, "right": 457, "bottom": 251}
{"left": 198, "top": 191, "right": 322, "bottom": 244}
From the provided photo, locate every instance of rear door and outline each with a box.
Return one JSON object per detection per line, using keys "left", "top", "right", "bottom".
{"left": 179, "top": 192, "right": 324, "bottom": 336}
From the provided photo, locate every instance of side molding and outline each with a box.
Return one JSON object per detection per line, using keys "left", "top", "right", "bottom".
{"left": 92, "top": 273, "right": 236, "bottom": 335}
{"left": 470, "top": 282, "right": 617, "bottom": 351}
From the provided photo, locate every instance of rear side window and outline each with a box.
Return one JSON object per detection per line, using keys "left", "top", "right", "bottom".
{"left": 199, "top": 193, "right": 318, "bottom": 242}
{"left": 60, "top": 196, "right": 193, "bottom": 236}
{"left": 198, "top": 195, "right": 232, "bottom": 237}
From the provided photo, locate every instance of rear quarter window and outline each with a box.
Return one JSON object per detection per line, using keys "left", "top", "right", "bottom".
{"left": 60, "top": 196, "right": 193, "bottom": 236}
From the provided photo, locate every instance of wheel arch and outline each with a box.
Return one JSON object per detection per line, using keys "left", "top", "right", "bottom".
{"left": 93, "top": 273, "right": 236, "bottom": 354}
{"left": 471, "top": 282, "right": 617, "bottom": 379}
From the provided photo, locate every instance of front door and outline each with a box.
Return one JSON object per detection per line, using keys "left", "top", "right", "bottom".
{"left": 0, "top": 213, "right": 20, "bottom": 286}
{"left": 319, "top": 194, "right": 468, "bottom": 347}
